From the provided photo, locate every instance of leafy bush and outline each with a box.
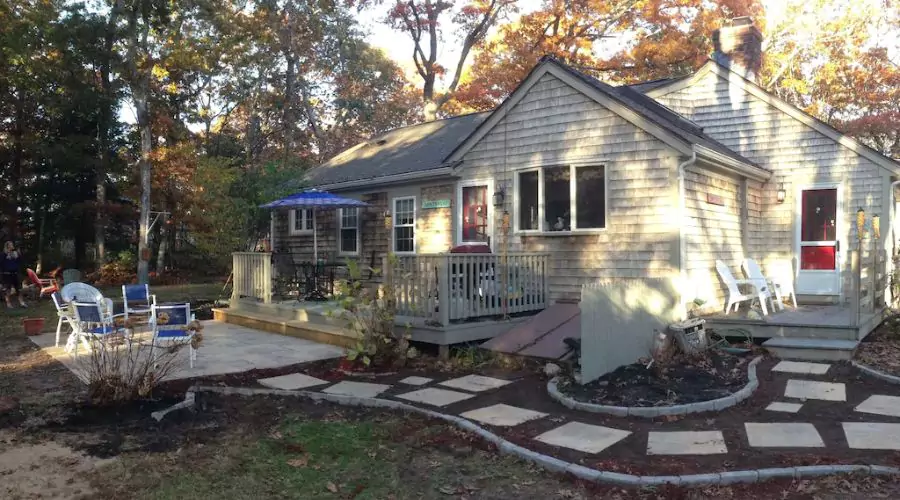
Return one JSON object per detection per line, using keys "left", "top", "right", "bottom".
{"left": 330, "top": 258, "right": 416, "bottom": 369}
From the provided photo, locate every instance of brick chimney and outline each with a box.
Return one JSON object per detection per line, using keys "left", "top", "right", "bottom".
{"left": 712, "top": 17, "right": 763, "bottom": 81}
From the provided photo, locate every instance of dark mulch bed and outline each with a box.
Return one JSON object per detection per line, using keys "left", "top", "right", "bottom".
{"left": 558, "top": 349, "right": 751, "bottom": 407}
{"left": 855, "top": 314, "right": 900, "bottom": 376}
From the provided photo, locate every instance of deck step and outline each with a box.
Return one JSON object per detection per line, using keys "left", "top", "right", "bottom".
{"left": 762, "top": 337, "right": 858, "bottom": 361}
{"left": 212, "top": 307, "right": 356, "bottom": 348}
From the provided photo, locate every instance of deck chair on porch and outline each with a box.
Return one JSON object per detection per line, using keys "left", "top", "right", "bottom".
{"left": 715, "top": 260, "right": 769, "bottom": 316}
{"left": 742, "top": 259, "right": 792, "bottom": 312}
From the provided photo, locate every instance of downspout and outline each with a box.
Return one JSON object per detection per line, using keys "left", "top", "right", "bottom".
{"left": 677, "top": 152, "right": 697, "bottom": 320}
{"left": 889, "top": 179, "right": 900, "bottom": 303}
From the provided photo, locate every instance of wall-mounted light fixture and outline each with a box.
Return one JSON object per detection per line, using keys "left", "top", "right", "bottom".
{"left": 857, "top": 207, "right": 865, "bottom": 241}
{"left": 383, "top": 209, "right": 392, "bottom": 229}
{"left": 492, "top": 188, "right": 506, "bottom": 207}
{"left": 776, "top": 178, "right": 786, "bottom": 203}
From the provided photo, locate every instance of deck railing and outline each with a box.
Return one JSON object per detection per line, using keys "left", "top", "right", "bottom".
{"left": 850, "top": 247, "right": 887, "bottom": 327}
{"left": 232, "top": 252, "right": 273, "bottom": 303}
{"left": 394, "top": 253, "right": 551, "bottom": 325}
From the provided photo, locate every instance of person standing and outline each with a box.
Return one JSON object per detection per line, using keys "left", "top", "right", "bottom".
{"left": 2, "top": 241, "right": 27, "bottom": 308}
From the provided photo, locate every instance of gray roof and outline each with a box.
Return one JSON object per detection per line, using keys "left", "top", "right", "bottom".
{"left": 627, "top": 75, "right": 688, "bottom": 93}
{"left": 306, "top": 112, "right": 489, "bottom": 187}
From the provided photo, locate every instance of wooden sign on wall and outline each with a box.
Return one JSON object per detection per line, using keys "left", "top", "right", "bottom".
{"left": 423, "top": 199, "right": 451, "bottom": 209}
{"left": 706, "top": 193, "right": 725, "bottom": 206}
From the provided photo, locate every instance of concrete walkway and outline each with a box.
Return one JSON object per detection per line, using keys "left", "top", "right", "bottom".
{"left": 30, "top": 320, "right": 345, "bottom": 381}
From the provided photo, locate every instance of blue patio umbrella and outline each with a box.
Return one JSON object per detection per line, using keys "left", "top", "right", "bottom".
{"left": 261, "top": 189, "right": 369, "bottom": 261}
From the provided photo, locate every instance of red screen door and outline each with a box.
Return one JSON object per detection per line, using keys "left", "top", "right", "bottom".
{"left": 797, "top": 188, "right": 840, "bottom": 295}
{"left": 462, "top": 185, "right": 488, "bottom": 243}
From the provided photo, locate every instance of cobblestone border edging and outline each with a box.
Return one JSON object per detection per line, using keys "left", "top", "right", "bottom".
{"left": 153, "top": 382, "right": 900, "bottom": 488}
{"left": 851, "top": 361, "right": 900, "bottom": 384}
{"left": 547, "top": 356, "right": 763, "bottom": 418}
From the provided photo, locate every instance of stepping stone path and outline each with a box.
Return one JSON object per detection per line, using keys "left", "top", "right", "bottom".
{"left": 439, "top": 375, "right": 512, "bottom": 392}
{"left": 395, "top": 387, "right": 475, "bottom": 407}
{"left": 461, "top": 404, "right": 547, "bottom": 427}
{"left": 398, "top": 376, "right": 433, "bottom": 386}
{"left": 252, "top": 362, "right": 900, "bottom": 462}
{"left": 258, "top": 373, "right": 329, "bottom": 390}
{"left": 855, "top": 395, "right": 900, "bottom": 418}
{"left": 843, "top": 422, "right": 900, "bottom": 450}
{"left": 772, "top": 361, "right": 831, "bottom": 375}
{"left": 322, "top": 381, "right": 391, "bottom": 398}
{"left": 766, "top": 402, "right": 803, "bottom": 413}
{"left": 745, "top": 423, "right": 825, "bottom": 448}
{"left": 784, "top": 379, "right": 846, "bottom": 401}
{"left": 647, "top": 431, "right": 727, "bottom": 455}
{"left": 535, "top": 422, "right": 631, "bottom": 454}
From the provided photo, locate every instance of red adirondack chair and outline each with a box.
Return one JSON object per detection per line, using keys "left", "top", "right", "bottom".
{"left": 26, "top": 268, "right": 59, "bottom": 298}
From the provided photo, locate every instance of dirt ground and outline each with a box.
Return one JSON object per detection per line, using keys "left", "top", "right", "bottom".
{"left": 4, "top": 297, "right": 900, "bottom": 498}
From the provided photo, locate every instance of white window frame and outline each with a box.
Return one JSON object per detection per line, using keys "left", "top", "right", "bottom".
{"left": 456, "top": 179, "right": 494, "bottom": 246}
{"left": 392, "top": 196, "right": 416, "bottom": 254}
{"left": 288, "top": 208, "right": 313, "bottom": 235}
{"left": 514, "top": 163, "right": 607, "bottom": 235}
{"left": 337, "top": 207, "right": 360, "bottom": 256}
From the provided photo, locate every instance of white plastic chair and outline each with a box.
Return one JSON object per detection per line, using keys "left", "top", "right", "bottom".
{"left": 70, "top": 300, "right": 127, "bottom": 356}
{"left": 122, "top": 284, "right": 157, "bottom": 321}
{"left": 741, "top": 259, "right": 784, "bottom": 312}
{"left": 51, "top": 291, "right": 73, "bottom": 348}
{"left": 766, "top": 260, "right": 798, "bottom": 309}
{"left": 715, "top": 260, "right": 769, "bottom": 316}
{"left": 149, "top": 302, "right": 196, "bottom": 368}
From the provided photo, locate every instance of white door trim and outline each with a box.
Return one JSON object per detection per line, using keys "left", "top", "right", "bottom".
{"left": 455, "top": 179, "right": 494, "bottom": 247}
{"left": 794, "top": 183, "right": 843, "bottom": 297}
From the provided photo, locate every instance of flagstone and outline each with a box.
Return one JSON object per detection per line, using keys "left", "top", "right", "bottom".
{"left": 772, "top": 361, "right": 831, "bottom": 375}
{"left": 439, "top": 374, "right": 512, "bottom": 392}
{"left": 854, "top": 395, "right": 900, "bottom": 418}
{"left": 784, "top": 379, "right": 846, "bottom": 402}
{"left": 257, "top": 373, "right": 329, "bottom": 391}
{"left": 534, "top": 422, "right": 631, "bottom": 454}
{"left": 766, "top": 402, "right": 803, "bottom": 413}
{"left": 395, "top": 387, "right": 475, "bottom": 407}
{"left": 647, "top": 431, "right": 728, "bottom": 455}
{"left": 322, "top": 381, "right": 391, "bottom": 399}
{"left": 460, "top": 404, "right": 547, "bottom": 427}
{"left": 398, "top": 376, "right": 433, "bottom": 386}
{"left": 843, "top": 422, "right": 900, "bottom": 450}
{"left": 745, "top": 423, "right": 825, "bottom": 448}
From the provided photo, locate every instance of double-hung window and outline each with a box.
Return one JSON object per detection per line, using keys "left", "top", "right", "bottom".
{"left": 289, "top": 208, "right": 313, "bottom": 235}
{"left": 516, "top": 164, "right": 606, "bottom": 232}
{"left": 338, "top": 208, "right": 359, "bottom": 255}
{"left": 392, "top": 197, "right": 416, "bottom": 253}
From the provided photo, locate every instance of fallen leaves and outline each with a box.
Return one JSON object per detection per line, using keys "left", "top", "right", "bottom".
{"left": 286, "top": 455, "right": 309, "bottom": 468}
{"left": 326, "top": 481, "right": 339, "bottom": 493}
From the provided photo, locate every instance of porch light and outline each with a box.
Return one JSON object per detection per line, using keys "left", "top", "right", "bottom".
{"left": 493, "top": 188, "right": 506, "bottom": 207}
{"left": 776, "top": 184, "right": 786, "bottom": 203}
{"left": 383, "top": 209, "right": 392, "bottom": 229}
{"left": 873, "top": 214, "right": 880, "bottom": 240}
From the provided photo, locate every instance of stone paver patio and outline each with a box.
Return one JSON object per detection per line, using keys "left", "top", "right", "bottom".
{"left": 439, "top": 374, "right": 512, "bottom": 392}
{"left": 784, "top": 379, "right": 846, "bottom": 401}
{"left": 460, "top": 404, "right": 547, "bottom": 427}
{"left": 647, "top": 431, "right": 728, "bottom": 455}
{"left": 534, "top": 422, "right": 631, "bottom": 454}
{"left": 29, "top": 320, "right": 345, "bottom": 381}
{"left": 854, "top": 395, "right": 900, "bottom": 418}
{"left": 323, "top": 381, "right": 391, "bottom": 398}
{"left": 745, "top": 423, "right": 825, "bottom": 448}
{"left": 395, "top": 387, "right": 476, "bottom": 407}
{"left": 843, "top": 422, "right": 900, "bottom": 450}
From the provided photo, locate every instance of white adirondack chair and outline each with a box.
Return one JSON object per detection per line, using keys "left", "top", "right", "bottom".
{"left": 715, "top": 260, "right": 769, "bottom": 316}
{"left": 766, "top": 260, "right": 798, "bottom": 309}
{"left": 741, "top": 259, "right": 784, "bottom": 312}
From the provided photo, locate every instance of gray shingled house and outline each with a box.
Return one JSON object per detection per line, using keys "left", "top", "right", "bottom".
{"left": 239, "top": 19, "right": 900, "bottom": 357}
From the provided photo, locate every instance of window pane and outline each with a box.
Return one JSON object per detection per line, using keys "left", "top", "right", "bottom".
{"left": 462, "top": 185, "right": 488, "bottom": 242}
{"left": 518, "top": 171, "right": 539, "bottom": 230}
{"left": 544, "top": 166, "right": 571, "bottom": 231}
{"left": 394, "top": 226, "right": 414, "bottom": 252}
{"left": 800, "top": 189, "right": 837, "bottom": 242}
{"left": 800, "top": 246, "right": 836, "bottom": 270}
{"left": 304, "top": 209, "right": 313, "bottom": 230}
{"left": 293, "top": 209, "right": 305, "bottom": 231}
{"left": 341, "top": 208, "right": 358, "bottom": 228}
{"left": 340, "top": 229, "right": 357, "bottom": 253}
{"left": 394, "top": 198, "right": 414, "bottom": 225}
{"left": 575, "top": 165, "right": 605, "bottom": 229}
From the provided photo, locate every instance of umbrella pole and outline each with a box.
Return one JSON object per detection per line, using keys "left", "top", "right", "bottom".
{"left": 313, "top": 208, "right": 318, "bottom": 262}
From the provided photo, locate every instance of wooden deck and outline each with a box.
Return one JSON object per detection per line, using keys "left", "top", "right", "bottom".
{"left": 218, "top": 298, "right": 530, "bottom": 353}
{"left": 702, "top": 304, "right": 885, "bottom": 341}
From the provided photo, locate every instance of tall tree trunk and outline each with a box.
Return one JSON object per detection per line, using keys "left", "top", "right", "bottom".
{"left": 135, "top": 87, "right": 152, "bottom": 284}
{"left": 36, "top": 205, "right": 46, "bottom": 274}
{"left": 9, "top": 90, "right": 25, "bottom": 240}
{"left": 155, "top": 202, "right": 168, "bottom": 273}
{"left": 95, "top": 5, "right": 120, "bottom": 267}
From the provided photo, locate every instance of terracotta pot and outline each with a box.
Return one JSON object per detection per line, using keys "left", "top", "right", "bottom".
{"left": 22, "top": 318, "right": 45, "bottom": 336}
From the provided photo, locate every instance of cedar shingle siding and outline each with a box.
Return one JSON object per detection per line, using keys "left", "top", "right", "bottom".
{"left": 458, "top": 73, "right": 682, "bottom": 302}
{"left": 656, "top": 69, "right": 889, "bottom": 303}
